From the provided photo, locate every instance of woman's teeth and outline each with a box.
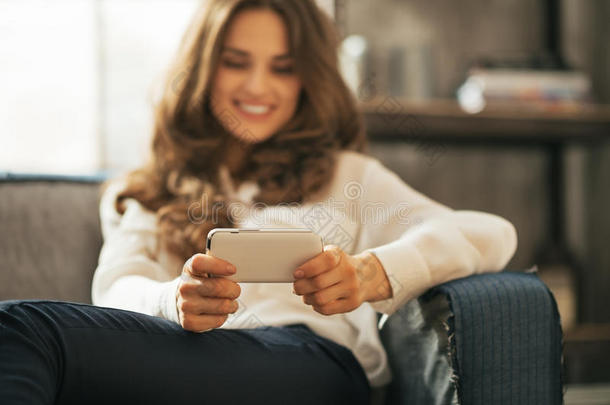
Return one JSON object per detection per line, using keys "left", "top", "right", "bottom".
{"left": 237, "top": 102, "right": 271, "bottom": 115}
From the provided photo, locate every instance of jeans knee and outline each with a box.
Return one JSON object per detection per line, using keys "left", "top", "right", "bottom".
{"left": 0, "top": 300, "right": 53, "bottom": 332}
{"left": 0, "top": 300, "right": 29, "bottom": 320}
{"left": 0, "top": 300, "right": 62, "bottom": 404}
{"left": 0, "top": 299, "right": 23, "bottom": 311}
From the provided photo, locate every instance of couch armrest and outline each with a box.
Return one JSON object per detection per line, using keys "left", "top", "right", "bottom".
{"left": 379, "top": 271, "right": 563, "bottom": 405}
{"left": 433, "top": 271, "right": 563, "bottom": 404}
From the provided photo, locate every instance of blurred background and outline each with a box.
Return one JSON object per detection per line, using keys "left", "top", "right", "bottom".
{"left": 0, "top": 0, "right": 608, "bottom": 399}
{"left": 334, "top": 1, "right": 610, "bottom": 397}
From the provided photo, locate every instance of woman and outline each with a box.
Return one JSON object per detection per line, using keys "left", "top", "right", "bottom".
{"left": 0, "top": 1, "right": 518, "bottom": 404}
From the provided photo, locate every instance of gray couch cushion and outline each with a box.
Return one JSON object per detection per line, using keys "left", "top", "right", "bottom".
{"left": 0, "top": 178, "right": 103, "bottom": 304}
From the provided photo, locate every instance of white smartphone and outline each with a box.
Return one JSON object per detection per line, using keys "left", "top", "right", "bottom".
{"left": 205, "top": 228, "right": 324, "bottom": 283}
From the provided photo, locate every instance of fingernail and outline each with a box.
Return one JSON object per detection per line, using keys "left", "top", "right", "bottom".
{"left": 294, "top": 269, "right": 304, "bottom": 278}
{"left": 227, "top": 264, "right": 236, "bottom": 273}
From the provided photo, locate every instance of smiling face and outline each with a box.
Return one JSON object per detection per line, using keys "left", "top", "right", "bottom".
{"left": 209, "top": 8, "right": 302, "bottom": 145}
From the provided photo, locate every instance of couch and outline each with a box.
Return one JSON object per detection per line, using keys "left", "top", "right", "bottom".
{"left": 0, "top": 173, "right": 564, "bottom": 404}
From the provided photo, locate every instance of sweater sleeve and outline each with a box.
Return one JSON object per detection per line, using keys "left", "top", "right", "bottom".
{"left": 91, "top": 178, "right": 181, "bottom": 324}
{"left": 358, "top": 158, "right": 518, "bottom": 315}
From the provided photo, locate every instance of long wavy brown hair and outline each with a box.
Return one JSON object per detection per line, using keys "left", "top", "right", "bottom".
{"left": 101, "top": 0, "right": 367, "bottom": 266}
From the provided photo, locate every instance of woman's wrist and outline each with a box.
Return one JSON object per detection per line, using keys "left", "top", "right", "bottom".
{"left": 354, "top": 251, "right": 393, "bottom": 303}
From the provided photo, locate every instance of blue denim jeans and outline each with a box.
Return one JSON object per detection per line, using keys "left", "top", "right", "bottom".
{"left": 0, "top": 300, "right": 370, "bottom": 405}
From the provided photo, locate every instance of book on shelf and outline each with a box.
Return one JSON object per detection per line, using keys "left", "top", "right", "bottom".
{"left": 457, "top": 68, "right": 592, "bottom": 113}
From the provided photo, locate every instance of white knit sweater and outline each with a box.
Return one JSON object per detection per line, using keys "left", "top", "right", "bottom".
{"left": 91, "top": 150, "right": 518, "bottom": 387}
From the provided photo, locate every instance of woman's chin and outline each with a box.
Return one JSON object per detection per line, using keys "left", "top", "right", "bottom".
{"left": 234, "top": 131, "right": 274, "bottom": 144}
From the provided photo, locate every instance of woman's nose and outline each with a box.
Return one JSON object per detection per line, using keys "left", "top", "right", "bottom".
{"left": 243, "top": 66, "right": 269, "bottom": 96}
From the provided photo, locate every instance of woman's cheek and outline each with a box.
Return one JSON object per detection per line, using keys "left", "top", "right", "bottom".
{"left": 213, "top": 69, "right": 242, "bottom": 97}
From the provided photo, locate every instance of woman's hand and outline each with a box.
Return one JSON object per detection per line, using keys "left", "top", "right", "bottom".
{"left": 176, "top": 253, "right": 241, "bottom": 332}
{"left": 292, "top": 245, "right": 393, "bottom": 316}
